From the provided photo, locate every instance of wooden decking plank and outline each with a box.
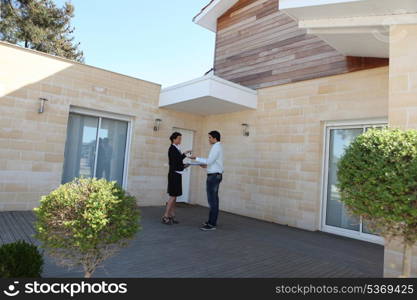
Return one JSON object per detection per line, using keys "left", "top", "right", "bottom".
{"left": 11, "top": 211, "right": 36, "bottom": 244}
{"left": 2, "top": 212, "right": 25, "bottom": 242}
{"left": 0, "top": 212, "right": 17, "bottom": 244}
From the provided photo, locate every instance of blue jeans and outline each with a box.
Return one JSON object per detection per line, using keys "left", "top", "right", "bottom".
{"left": 206, "top": 173, "right": 222, "bottom": 226}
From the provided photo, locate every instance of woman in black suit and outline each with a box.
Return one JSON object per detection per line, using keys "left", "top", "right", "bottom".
{"left": 162, "top": 132, "right": 191, "bottom": 225}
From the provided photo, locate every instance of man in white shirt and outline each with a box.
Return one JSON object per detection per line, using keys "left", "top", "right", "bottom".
{"left": 190, "top": 131, "right": 224, "bottom": 231}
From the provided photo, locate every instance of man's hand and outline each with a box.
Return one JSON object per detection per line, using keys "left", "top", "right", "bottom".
{"left": 200, "top": 164, "right": 207, "bottom": 169}
{"left": 184, "top": 150, "right": 192, "bottom": 155}
{"left": 189, "top": 155, "right": 197, "bottom": 160}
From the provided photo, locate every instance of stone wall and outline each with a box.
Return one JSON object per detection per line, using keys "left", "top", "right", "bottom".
{"left": 195, "top": 67, "right": 389, "bottom": 231}
{"left": 384, "top": 24, "right": 417, "bottom": 277}
{"left": 0, "top": 42, "right": 204, "bottom": 210}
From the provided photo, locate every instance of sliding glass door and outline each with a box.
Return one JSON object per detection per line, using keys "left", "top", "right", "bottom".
{"left": 325, "top": 128, "right": 363, "bottom": 231}
{"left": 62, "top": 112, "right": 129, "bottom": 187}
{"left": 322, "top": 122, "right": 386, "bottom": 244}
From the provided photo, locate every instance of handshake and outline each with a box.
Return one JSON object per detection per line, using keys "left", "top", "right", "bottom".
{"left": 184, "top": 150, "right": 207, "bottom": 169}
{"left": 184, "top": 150, "right": 197, "bottom": 160}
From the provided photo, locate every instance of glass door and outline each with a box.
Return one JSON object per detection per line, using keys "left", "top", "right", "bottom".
{"left": 62, "top": 112, "right": 129, "bottom": 187}
{"left": 322, "top": 123, "right": 386, "bottom": 244}
{"left": 96, "top": 118, "right": 128, "bottom": 185}
{"left": 62, "top": 114, "right": 99, "bottom": 183}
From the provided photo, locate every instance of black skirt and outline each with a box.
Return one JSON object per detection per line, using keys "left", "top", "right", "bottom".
{"left": 167, "top": 172, "right": 182, "bottom": 197}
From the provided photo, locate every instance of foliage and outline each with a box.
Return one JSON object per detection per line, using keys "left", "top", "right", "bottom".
{"left": 34, "top": 178, "right": 140, "bottom": 278}
{"left": 338, "top": 128, "right": 417, "bottom": 277}
{"left": 0, "top": 240, "right": 44, "bottom": 278}
{"left": 0, "top": 0, "right": 84, "bottom": 61}
{"left": 338, "top": 128, "right": 417, "bottom": 243}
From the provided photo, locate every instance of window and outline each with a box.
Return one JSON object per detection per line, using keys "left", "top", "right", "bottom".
{"left": 62, "top": 109, "right": 131, "bottom": 187}
{"left": 322, "top": 121, "right": 387, "bottom": 244}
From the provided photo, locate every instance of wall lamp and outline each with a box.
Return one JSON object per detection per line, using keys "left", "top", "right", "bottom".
{"left": 38, "top": 98, "right": 48, "bottom": 113}
{"left": 241, "top": 123, "right": 250, "bottom": 136}
{"left": 153, "top": 118, "right": 162, "bottom": 131}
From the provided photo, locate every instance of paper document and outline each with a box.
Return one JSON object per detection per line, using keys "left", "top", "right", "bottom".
{"left": 187, "top": 161, "right": 205, "bottom": 165}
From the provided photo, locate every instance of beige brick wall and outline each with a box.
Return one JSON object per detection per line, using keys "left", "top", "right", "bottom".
{"left": 389, "top": 24, "right": 417, "bottom": 129}
{"left": 385, "top": 24, "right": 417, "bottom": 277}
{"left": 0, "top": 42, "right": 204, "bottom": 210}
{"left": 195, "top": 67, "right": 389, "bottom": 231}
{"left": 384, "top": 238, "right": 417, "bottom": 278}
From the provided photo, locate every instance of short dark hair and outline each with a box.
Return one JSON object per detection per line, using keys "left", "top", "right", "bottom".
{"left": 209, "top": 130, "right": 221, "bottom": 141}
{"left": 170, "top": 132, "right": 182, "bottom": 143}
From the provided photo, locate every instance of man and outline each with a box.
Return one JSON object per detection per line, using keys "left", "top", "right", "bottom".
{"left": 190, "top": 131, "right": 224, "bottom": 231}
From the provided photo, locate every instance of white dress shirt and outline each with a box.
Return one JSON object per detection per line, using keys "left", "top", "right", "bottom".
{"left": 196, "top": 142, "right": 224, "bottom": 174}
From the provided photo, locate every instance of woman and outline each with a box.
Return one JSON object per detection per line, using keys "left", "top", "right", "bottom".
{"left": 162, "top": 132, "right": 191, "bottom": 225}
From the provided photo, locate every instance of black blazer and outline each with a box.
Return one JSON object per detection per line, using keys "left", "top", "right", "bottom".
{"left": 168, "top": 145, "right": 186, "bottom": 174}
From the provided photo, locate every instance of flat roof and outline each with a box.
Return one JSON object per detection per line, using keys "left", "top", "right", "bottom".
{"left": 0, "top": 41, "right": 161, "bottom": 87}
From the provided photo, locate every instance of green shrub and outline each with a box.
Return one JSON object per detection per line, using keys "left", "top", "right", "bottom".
{"left": 338, "top": 128, "right": 417, "bottom": 277}
{"left": 34, "top": 178, "right": 140, "bottom": 278}
{"left": 0, "top": 240, "right": 43, "bottom": 278}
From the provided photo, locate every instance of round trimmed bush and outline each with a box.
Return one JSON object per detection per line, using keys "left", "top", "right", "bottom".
{"left": 338, "top": 128, "right": 417, "bottom": 277}
{"left": 0, "top": 240, "right": 43, "bottom": 278}
{"left": 34, "top": 178, "right": 140, "bottom": 278}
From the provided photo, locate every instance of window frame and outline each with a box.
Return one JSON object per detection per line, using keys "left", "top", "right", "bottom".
{"left": 320, "top": 118, "right": 387, "bottom": 245}
{"left": 63, "top": 106, "right": 134, "bottom": 190}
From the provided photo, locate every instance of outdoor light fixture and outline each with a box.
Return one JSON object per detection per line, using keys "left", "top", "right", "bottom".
{"left": 241, "top": 123, "right": 249, "bottom": 136}
{"left": 38, "top": 98, "right": 48, "bottom": 113}
{"left": 153, "top": 118, "right": 162, "bottom": 131}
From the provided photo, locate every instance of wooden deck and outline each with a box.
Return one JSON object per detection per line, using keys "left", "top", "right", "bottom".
{"left": 0, "top": 211, "right": 37, "bottom": 245}
{"left": 0, "top": 206, "right": 384, "bottom": 278}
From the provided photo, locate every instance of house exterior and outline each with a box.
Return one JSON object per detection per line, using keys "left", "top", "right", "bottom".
{"left": 0, "top": 0, "right": 416, "bottom": 277}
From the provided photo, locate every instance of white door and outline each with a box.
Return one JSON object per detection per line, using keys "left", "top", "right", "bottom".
{"left": 173, "top": 128, "right": 194, "bottom": 203}
{"left": 321, "top": 121, "right": 387, "bottom": 244}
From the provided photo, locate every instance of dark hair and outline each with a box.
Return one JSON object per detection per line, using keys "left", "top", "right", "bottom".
{"left": 209, "top": 130, "right": 221, "bottom": 141}
{"left": 170, "top": 132, "right": 182, "bottom": 143}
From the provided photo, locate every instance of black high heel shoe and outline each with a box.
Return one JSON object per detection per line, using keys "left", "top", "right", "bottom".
{"left": 161, "top": 216, "right": 173, "bottom": 225}
{"left": 170, "top": 217, "right": 179, "bottom": 224}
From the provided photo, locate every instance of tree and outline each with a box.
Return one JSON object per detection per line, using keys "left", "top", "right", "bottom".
{"left": 338, "top": 128, "right": 417, "bottom": 277}
{"left": 0, "top": 0, "right": 84, "bottom": 62}
{"left": 34, "top": 178, "right": 140, "bottom": 278}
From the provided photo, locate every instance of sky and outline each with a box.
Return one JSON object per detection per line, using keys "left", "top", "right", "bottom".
{"left": 54, "top": 0, "right": 215, "bottom": 87}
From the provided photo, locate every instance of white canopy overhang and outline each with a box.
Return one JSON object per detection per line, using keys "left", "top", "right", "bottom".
{"left": 159, "top": 74, "right": 257, "bottom": 116}
{"left": 280, "top": 0, "right": 417, "bottom": 58}
{"left": 193, "top": 0, "right": 239, "bottom": 32}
